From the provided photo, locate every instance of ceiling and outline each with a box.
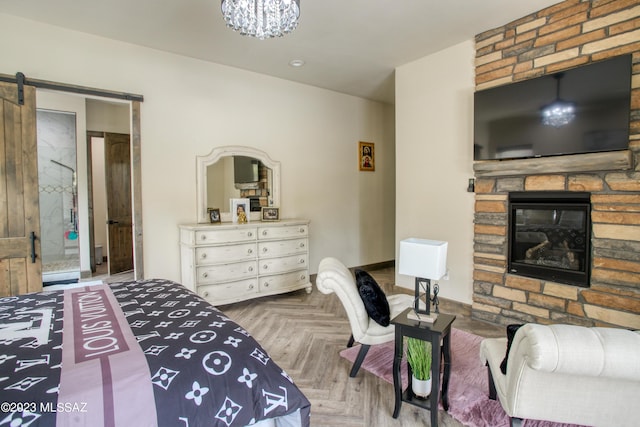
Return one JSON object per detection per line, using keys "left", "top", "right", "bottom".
{"left": 0, "top": 0, "right": 561, "bottom": 104}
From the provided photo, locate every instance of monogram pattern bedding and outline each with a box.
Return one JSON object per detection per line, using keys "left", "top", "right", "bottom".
{"left": 0, "top": 279, "right": 311, "bottom": 427}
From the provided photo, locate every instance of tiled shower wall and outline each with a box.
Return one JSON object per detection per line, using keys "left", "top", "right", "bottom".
{"left": 37, "top": 109, "right": 79, "bottom": 275}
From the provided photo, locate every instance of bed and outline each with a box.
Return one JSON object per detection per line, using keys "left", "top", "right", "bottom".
{"left": 0, "top": 279, "right": 311, "bottom": 427}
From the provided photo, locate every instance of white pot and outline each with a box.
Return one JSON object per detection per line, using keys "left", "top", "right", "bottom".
{"left": 411, "top": 374, "right": 432, "bottom": 398}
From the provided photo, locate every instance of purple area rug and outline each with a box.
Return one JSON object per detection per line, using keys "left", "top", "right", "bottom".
{"left": 339, "top": 328, "right": 584, "bottom": 427}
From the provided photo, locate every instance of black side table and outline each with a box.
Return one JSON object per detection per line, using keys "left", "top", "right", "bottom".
{"left": 391, "top": 308, "right": 456, "bottom": 427}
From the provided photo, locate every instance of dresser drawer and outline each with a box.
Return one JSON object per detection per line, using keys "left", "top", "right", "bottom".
{"left": 258, "top": 254, "right": 308, "bottom": 275}
{"left": 195, "top": 243, "right": 256, "bottom": 265}
{"left": 195, "top": 227, "right": 257, "bottom": 245}
{"left": 259, "top": 270, "right": 309, "bottom": 293}
{"left": 258, "top": 238, "right": 307, "bottom": 258}
{"left": 197, "top": 279, "right": 258, "bottom": 304}
{"left": 196, "top": 260, "right": 257, "bottom": 284}
{"left": 258, "top": 224, "right": 308, "bottom": 240}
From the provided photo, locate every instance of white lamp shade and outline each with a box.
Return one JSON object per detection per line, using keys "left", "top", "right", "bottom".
{"left": 399, "top": 238, "right": 448, "bottom": 280}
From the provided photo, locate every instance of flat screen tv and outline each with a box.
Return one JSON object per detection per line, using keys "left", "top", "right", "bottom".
{"left": 474, "top": 54, "right": 631, "bottom": 161}
{"left": 234, "top": 156, "right": 259, "bottom": 183}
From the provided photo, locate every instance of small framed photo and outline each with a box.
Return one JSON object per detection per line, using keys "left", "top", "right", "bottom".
{"left": 261, "top": 207, "right": 280, "bottom": 222}
{"left": 359, "top": 141, "right": 375, "bottom": 171}
{"left": 231, "top": 198, "right": 250, "bottom": 223}
{"left": 207, "top": 208, "right": 221, "bottom": 224}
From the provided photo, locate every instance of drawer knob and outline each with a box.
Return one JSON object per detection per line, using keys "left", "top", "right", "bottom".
{"left": 262, "top": 247, "right": 268, "bottom": 253}
{"left": 203, "top": 291, "right": 210, "bottom": 297}
{"left": 264, "top": 282, "right": 270, "bottom": 287}
{"left": 299, "top": 259, "right": 305, "bottom": 264}
{"left": 300, "top": 243, "right": 305, "bottom": 248}
{"left": 301, "top": 274, "right": 306, "bottom": 280}
{"left": 262, "top": 230, "right": 268, "bottom": 236}
{"left": 201, "top": 235, "right": 207, "bottom": 240}
{"left": 249, "top": 284, "right": 254, "bottom": 290}
{"left": 248, "top": 266, "right": 254, "bottom": 272}
{"left": 299, "top": 228, "right": 305, "bottom": 233}
{"left": 201, "top": 253, "right": 207, "bottom": 258}
{"left": 248, "top": 248, "right": 253, "bottom": 254}
{"left": 202, "top": 272, "right": 209, "bottom": 278}
{"left": 263, "top": 264, "right": 268, "bottom": 270}
{"left": 247, "top": 231, "right": 253, "bottom": 237}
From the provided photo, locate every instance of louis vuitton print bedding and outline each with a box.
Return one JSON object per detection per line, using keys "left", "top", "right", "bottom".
{"left": 0, "top": 279, "right": 311, "bottom": 427}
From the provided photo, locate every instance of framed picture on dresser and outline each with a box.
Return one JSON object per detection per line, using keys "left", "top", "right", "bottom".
{"left": 207, "top": 208, "right": 221, "bottom": 223}
{"left": 261, "top": 207, "right": 280, "bottom": 222}
{"left": 231, "top": 198, "right": 250, "bottom": 223}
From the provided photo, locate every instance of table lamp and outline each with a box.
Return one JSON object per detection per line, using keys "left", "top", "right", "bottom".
{"left": 398, "top": 238, "right": 448, "bottom": 323}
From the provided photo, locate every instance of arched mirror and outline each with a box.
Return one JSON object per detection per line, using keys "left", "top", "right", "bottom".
{"left": 196, "top": 146, "right": 281, "bottom": 223}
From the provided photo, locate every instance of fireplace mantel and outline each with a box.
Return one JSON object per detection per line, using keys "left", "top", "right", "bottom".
{"left": 473, "top": 150, "right": 633, "bottom": 178}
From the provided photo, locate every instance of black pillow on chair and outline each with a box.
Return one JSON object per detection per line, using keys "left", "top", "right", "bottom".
{"left": 500, "top": 324, "right": 524, "bottom": 374}
{"left": 355, "top": 269, "right": 391, "bottom": 327}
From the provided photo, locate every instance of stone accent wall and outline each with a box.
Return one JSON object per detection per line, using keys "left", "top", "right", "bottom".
{"left": 472, "top": 0, "right": 640, "bottom": 330}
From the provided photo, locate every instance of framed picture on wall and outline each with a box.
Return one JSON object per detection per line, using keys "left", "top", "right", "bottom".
{"left": 261, "top": 207, "right": 280, "bottom": 222}
{"left": 231, "top": 198, "right": 250, "bottom": 223}
{"left": 359, "top": 141, "right": 375, "bottom": 171}
{"left": 207, "top": 208, "right": 221, "bottom": 223}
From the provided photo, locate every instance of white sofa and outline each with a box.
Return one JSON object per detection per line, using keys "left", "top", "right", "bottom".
{"left": 479, "top": 323, "right": 640, "bottom": 427}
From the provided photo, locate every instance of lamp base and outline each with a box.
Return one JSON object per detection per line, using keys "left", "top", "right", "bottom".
{"left": 407, "top": 310, "right": 437, "bottom": 323}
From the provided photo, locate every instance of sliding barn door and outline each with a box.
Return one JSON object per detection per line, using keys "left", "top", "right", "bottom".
{"left": 0, "top": 80, "right": 42, "bottom": 296}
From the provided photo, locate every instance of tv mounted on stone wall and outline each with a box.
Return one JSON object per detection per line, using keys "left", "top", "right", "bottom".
{"left": 473, "top": 54, "right": 632, "bottom": 161}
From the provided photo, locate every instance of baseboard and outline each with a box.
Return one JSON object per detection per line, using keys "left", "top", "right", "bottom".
{"left": 309, "top": 260, "right": 472, "bottom": 318}
{"left": 355, "top": 260, "right": 395, "bottom": 271}
{"left": 309, "top": 260, "right": 395, "bottom": 287}
{"left": 389, "top": 282, "right": 473, "bottom": 317}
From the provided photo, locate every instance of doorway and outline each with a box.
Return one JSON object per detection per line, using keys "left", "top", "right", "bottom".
{"left": 35, "top": 91, "right": 141, "bottom": 283}
{"left": 89, "top": 131, "right": 134, "bottom": 276}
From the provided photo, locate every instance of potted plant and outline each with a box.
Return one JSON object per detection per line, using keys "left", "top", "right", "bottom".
{"left": 406, "top": 337, "right": 432, "bottom": 398}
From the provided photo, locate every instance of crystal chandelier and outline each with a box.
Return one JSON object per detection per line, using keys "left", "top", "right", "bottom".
{"left": 221, "top": 0, "right": 300, "bottom": 40}
{"left": 541, "top": 73, "right": 575, "bottom": 128}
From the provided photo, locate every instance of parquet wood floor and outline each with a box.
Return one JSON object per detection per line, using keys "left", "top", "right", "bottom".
{"left": 221, "top": 267, "right": 504, "bottom": 427}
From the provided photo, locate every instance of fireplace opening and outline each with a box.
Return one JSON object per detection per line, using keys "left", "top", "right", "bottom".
{"left": 508, "top": 192, "right": 591, "bottom": 287}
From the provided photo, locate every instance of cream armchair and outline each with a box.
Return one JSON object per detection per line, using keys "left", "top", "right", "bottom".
{"left": 315, "top": 257, "right": 413, "bottom": 377}
{"left": 480, "top": 323, "right": 640, "bottom": 427}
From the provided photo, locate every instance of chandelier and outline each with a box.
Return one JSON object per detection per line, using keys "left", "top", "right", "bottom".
{"left": 221, "top": 0, "right": 301, "bottom": 40}
{"left": 541, "top": 73, "right": 575, "bottom": 128}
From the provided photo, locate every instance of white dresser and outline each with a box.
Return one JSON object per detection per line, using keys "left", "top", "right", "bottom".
{"left": 179, "top": 219, "right": 312, "bottom": 305}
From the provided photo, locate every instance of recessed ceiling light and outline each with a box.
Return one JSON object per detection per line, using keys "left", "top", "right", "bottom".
{"left": 289, "top": 59, "right": 305, "bottom": 68}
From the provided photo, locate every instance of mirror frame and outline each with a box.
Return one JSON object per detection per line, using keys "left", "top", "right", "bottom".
{"left": 196, "top": 145, "right": 281, "bottom": 224}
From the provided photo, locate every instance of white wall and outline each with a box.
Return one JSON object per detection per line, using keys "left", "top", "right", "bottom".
{"left": 0, "top": 13, "right": 396, "bottom": 281}
{"left": 395, "top": 40, "right": 476, "bottom": 304}
{"left": 86, "top": 99, "right": 130, "bottom": 134}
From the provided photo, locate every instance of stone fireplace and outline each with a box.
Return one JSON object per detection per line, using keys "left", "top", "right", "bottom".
{"left": 470, "top": 1, "right": 639, "bottom": 330}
